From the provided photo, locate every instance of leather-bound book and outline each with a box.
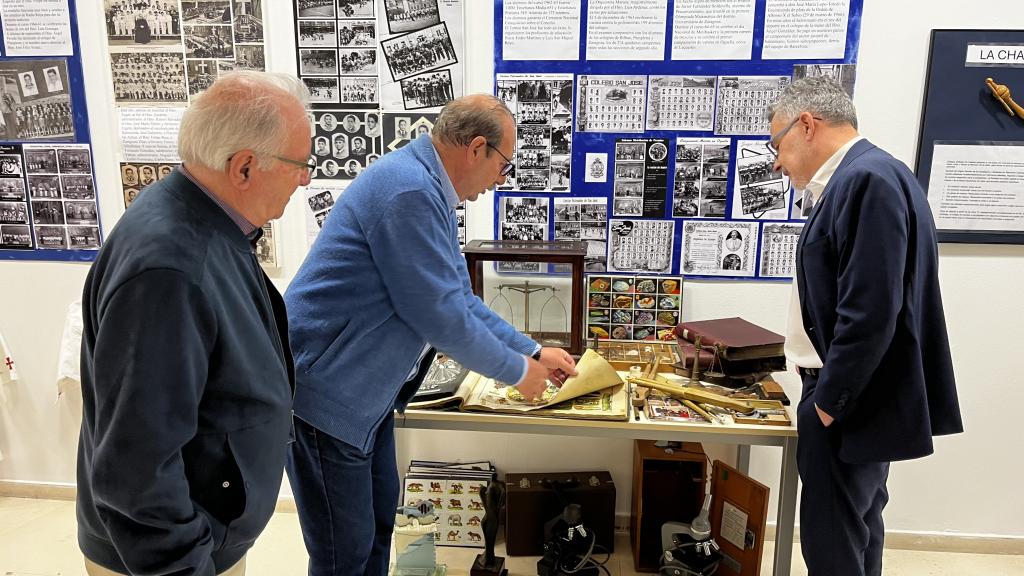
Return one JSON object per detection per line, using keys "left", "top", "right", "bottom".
{"left": 674, "top": 317, "right": 785, "bottom": 361}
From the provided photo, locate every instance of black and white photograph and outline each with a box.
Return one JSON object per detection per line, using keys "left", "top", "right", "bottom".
{"left": 337, "top": 19, "right": 375, "bottom": 47}
{"left": 120, "top": 161, "right": 179, "bottom": 207}
{"left": 576, "top": 75, "right": 647, "bottom": 133}
{"left": 339, "top": 49, "right": 377, "bottom": 75}
{"left": 381, "top": 22, "right": 457, "bottom": 81}
{"left": 646, "top": 76, "right": 716, "bottom": 131}
{"left": 186, "top": 60, "right": 219, "bottom": 96}
{"left": 182, "top": 1, "right": 231, "bottom": 25}
{"left": 255, "top": 222, "right": 277, "bottom": 267}
{"left": 501, "top": 196, "right": 548, "bottom": 225}
{"left": 184, "top": 25, "right": 236, "bottom": 59}
{"left": 680, "top": 220, "right": 759, "bottom": 278}
{"left": 296, "top": 0, "right": 335, "bottom": 18}
{"left": 0, "top": 224, "right": 32, "bottom": 249}
{"left": 64, "top": 201, "right": 98, "bottom": 225}
{"left": 67, "top": 226, "right": 102, "bottom": 249}
{"left": 31, "top": 200, "right": 64, "bottom": 225}
{"left": 35, "top": 225, "right": 67, "bottom": 248}
{"left": 715, "top": 76, "right": 790, "bottom": 136}
{"left": 400, "top": 69, "right": 453, "bottom": 110}
{"left": 310, "top": 110, "right": 381, "bottom": 180}
{"left": 760, "top": 223, "right": 803, "bottom": 278}
{"left": 57, "top": 148, "right": 92, "bottom": 174}
{"left": 337, "top": 0, "right": 374, "bottom": 18}
{"left": 382, "top": 112, "right": 437, "bottom": 152}
{"left": 307, "top": 189, "right": 336, "bottom": 212}
{"left": 304, "top": 77, "right": 340, "bottom": 103}
{"left": 43, "top": 67, "right": 64, "bottom": 94}
{"left": 732, "top": 139, "right": 790, "bottom": 219}
{"left": 24, "top": 148, "right": 57, "bottom": 174}
{"left": 11, "top": 96, "right": 74, "bottom": 141}
{"left": 232, "top": 0, "right": 264, "bottom": 43}
{"left": 103, "top": 0, "right": 182, "bottom": 46}
{"left": 793, "top": 63, "right": 857, "bottom": 98}
{"left": 585, "top": 153, "right": 607, "bottom": 183}
{"left": 607, "top": 219, "right": 674, "bottom": 274}
{"left": 455, "top": 201, "right": 466, "bottom": 245}
{"left": 0, "top": 201, "right": 29, "bottom": 224}
{"left": 0, "top": 155, "right": 23, "bottom": 177}
{"left": 61, "top": 175, "right": 95, "bottom": 200}
{"left": 110, "top": 52, "right": 188, "bottom": 104}
{"left": 673, "top": 137, "right": 730, "bottom": 218}
{"left": 500, "top": 222, "right": 546, "bottom": 242}
{"left": 384, "top": 0, "right": 440, "bottom": 34}
{"left": 300, "top": 48, "right": 339, "bottom": 75}
{"left": 495, "top": 74, "right": 573, "bottom": 193}
{"left": 0, "top": 179, "right": 26, "bottom": 202}
{"left": 298, "top": 19, "right": 337, "bottom": 47}
{"left": 18, "top": 71, "right": 38, "bottom": 98}
{"left": 613, "top": 139, "right": 669, "bottom": 218}
{"left": 234, "top": 45, "right": 266, "bottom": 70}
{"left": 28, "top": 175, "right": 60, "bottom": 199}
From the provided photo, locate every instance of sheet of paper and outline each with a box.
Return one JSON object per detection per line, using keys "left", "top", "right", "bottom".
{"left": 731, "top": 139, "right": 791, "bottom": 220}
{"left": 503, "top": 0, "right": 581, "bottom": 61}
{"left": 303, "top": 181, "right": 348, "bottom": 246}
{"left": 377, "top": 0, "right": 464, "bottom": 111}
{"left": 118, "top": 108, "right": 184, "bottom": 163}
{"left": 680, "top": 220, "right": 759, "bottom": 277}
{"left": 495, "top": 74, "right": 574, "bottom": 193}
{"left": 554, "top": 197, "right": 607, "bottom": 272}
{"left": 762, "top": 0, "right": 850, "bottom": 60}
{"left": 720, "top": 500, "right": 749, "bottom": 550}
{"left": 0, "top": 0, "right": 73, "bottom": 56}
{"left": 759, "top": 223, "right": 802, "bottom": 278}
{"left": 674, "top": 138, "right": 731, "bottom": 219}
{"left": 586, "top": 0, "right": 667, "bottom": 61}
{"left": 671, "top": 0, "right": 754, "bottom": 60}
{"left": 607, "top": 219, "right": 674, "bottom": 273}
{"left": 927, "top": 142, "right": 1024, "bottom": 233}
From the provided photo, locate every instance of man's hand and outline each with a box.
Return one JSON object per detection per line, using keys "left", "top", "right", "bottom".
{"left": 815, "top": 403, "right": 834, "bottom": 427}
{"left": 515, "top": 358, "right": 549, "bottom": 402}
{"left": 538, "top": 347, "right": 577, "bottom": 386}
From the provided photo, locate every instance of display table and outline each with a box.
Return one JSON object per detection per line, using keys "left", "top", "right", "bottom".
{"left": 395, "top": 408, "right": 799, "bottom": 576}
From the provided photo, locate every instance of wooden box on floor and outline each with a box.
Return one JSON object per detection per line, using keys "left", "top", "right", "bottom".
{"left": 631, "top": 440, "right": 707, "bottom": 572}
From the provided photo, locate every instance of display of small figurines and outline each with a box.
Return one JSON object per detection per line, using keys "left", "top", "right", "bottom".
{"left": 471, "top": 480, "right": 508, "bottom": 576}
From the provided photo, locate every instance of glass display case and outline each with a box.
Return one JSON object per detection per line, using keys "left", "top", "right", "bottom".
{"left": 462, "top": 240, "right": 587, "bottom": 356}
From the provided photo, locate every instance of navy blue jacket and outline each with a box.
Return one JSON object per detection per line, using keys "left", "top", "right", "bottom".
{"left": 797, "top": 139, "right": 963, "bottom": 463}
{"left": 77, "top": 170, "right": 294, "bottom": 575}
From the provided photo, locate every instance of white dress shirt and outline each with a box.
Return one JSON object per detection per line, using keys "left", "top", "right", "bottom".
{"left": 785, "top": 136, "right": 863, "bottom": 369}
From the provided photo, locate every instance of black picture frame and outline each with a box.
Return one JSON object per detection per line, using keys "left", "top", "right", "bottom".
{"left": 915, "top": 29, "right": 1024, "bottom": 244}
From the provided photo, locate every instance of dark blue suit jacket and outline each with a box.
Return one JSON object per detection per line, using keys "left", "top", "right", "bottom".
{"left": 796, "top": 139, "right": 963, "bottom": 463}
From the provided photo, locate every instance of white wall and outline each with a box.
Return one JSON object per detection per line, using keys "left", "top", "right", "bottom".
{"left": 1, "top": 0, "right": 1022, "bottom": 540}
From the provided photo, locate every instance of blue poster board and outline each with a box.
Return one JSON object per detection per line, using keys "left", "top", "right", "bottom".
{"left": 492, "top": 0, "right": 862, "bottom": 280}
{"left": 0, "top": 0, "right": 101, "bottom": 262}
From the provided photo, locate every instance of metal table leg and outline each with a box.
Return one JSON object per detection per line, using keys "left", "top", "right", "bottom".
{"left": 773, "top": 436, "right": 799, "bottom": 575}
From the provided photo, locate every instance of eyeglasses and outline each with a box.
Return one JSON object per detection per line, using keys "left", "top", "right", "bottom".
{"left": 485, "top": 142, "right": 514, "bottom": 177}
{"left": 273, "top": 154, "right": 317, "bottom": 178}
{"left": 765, "top": 116, "right": 823, "bottom": 158}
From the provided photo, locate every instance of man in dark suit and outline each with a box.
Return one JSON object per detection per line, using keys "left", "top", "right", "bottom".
{"left": 767, "top": 77, "right": 962, "bottom": 576}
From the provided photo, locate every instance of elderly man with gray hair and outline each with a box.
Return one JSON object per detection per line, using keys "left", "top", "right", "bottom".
{"left": 285, "top": 93, "right": 578, "bottom": 575}
{"left": 768, "top": 77, "right": 962, "bottom": 576}
{"left": 77, "top": 71, "right": 312, "bottom": 576}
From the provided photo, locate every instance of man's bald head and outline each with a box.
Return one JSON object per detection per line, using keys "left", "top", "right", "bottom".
{"left": 432, "top": 94, "right": 514, "bottom": 149}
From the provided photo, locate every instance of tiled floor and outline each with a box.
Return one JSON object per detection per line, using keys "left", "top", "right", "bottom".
{"left": 2, "top": 497, "right": 1022, "bottom": 575}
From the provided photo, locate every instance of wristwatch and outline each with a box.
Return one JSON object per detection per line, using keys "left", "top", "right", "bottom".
{"left": 531, "top": 349, "right": 542, "bottom": 362}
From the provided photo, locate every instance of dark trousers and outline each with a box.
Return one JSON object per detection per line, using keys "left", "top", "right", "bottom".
{"left": 287, "top": 414, "right": 399, "bottom": 576}
{"left": 797, "top": 373, "right": 890, "bottom": 576}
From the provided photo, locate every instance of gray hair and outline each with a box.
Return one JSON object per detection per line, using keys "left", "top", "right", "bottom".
{"left": 766, "top": 76, "right": 858, "bottom": 130}
{"left": 178, "top": 71, "right": 310, "bottom": 171}
{"left": 432, "top": 94, "right": 513, "bottom": 149}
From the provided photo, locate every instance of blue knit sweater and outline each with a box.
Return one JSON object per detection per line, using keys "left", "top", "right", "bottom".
{"left": 286, "top": 136, "right": 537, "bottom": 451}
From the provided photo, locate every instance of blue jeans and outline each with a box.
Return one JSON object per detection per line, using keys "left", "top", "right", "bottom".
{"left": 287, "top": 414, "right": 399, "bottom": 576}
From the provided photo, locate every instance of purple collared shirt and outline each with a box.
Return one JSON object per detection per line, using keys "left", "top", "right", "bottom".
{"left": 180, "top": 165, "right": 259, "bottom": 238}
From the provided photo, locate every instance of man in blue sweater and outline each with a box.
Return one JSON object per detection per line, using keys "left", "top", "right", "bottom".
{"left": 285, "top": 94, "right": 577, "bottom": 575}
{"left": 77, "top": 72, "right": 312, "bottom": 576}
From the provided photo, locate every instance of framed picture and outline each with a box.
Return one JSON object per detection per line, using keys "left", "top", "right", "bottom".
{"left": 915, "top": 29, "right": 1024, "bottom": 244}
